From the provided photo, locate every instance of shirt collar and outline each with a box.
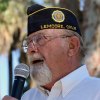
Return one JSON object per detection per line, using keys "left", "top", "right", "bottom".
{"left": 38, "top": 86, "right": 50, "bottom": 96}
{"left": 61, "top": 65, "right": 89, "bottom": 97}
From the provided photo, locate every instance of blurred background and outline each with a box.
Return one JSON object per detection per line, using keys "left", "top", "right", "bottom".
{"left": 0, "top": 0, "right": 100, "bottom": 99}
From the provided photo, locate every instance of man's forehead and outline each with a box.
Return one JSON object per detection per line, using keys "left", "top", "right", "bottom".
{"left": 28, "top": 29, "right": 66, "bottom": 37}
{"left": 28, "top": 30, "right": 44, "bottom": 38}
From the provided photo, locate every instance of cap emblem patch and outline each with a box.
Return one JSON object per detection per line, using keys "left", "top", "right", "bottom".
{"left": 52, "top": 10, "right": 65, "bottom": 23}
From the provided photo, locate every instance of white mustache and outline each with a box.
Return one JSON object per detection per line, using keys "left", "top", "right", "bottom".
{"left": 28, "top": 53, "right": 44, "bottom": 64}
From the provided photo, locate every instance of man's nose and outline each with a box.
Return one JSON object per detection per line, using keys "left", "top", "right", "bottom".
{"left": 27, "top": 42, "right": 38, "bottom": 54}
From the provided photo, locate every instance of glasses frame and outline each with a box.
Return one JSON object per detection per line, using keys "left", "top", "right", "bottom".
{"left": 22, "top": 34, "right": 72, "bottom": 53}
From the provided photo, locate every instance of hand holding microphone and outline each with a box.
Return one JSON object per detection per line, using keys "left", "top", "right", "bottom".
{"left": 2, "top": 96, "right": 18, "bottom": 100}
{"left": 2, "top": 63, "right": 29, "bottom": 100}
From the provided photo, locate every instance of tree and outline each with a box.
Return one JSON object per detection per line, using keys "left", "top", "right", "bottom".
{"left": 83, "top": 0, "right": 100, "bottom": 76}
{"left": 0, "top": 0, "right": 35, "bottom": 94}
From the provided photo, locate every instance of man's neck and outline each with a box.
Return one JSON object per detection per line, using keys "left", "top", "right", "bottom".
{"left": 42, "top": 65, "right": 81, "bottom": 91}
{"left": 41, "top": 80, "right": 56, "bottom": 91}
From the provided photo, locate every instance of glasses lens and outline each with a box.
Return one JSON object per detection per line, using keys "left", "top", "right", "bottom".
{"left": 22, "top": 39, "right": 28, "bottom": 53}
{"left": 33, "top": 34, "right": 46, "bottom": 46}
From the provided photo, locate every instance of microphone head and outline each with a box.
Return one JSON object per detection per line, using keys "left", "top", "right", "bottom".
{"left": 14, "top": 63, "right": 29, "bottom": 79}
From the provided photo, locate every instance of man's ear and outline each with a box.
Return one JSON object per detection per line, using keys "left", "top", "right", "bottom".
{"left": 68, "top": 36, "right": 80, "bottom": 56}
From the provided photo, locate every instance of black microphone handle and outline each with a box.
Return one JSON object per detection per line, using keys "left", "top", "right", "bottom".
{"left": 11, "top": 76, "right": 25, "bottom": 100}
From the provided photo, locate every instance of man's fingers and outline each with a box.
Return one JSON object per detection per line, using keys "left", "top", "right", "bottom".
{"left": 2, "top": 96, "right": 17, "bottom": 100}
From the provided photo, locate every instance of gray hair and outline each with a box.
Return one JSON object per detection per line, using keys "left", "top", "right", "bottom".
{"left": 64, "top": 29, "right": 86, "bottom": 61}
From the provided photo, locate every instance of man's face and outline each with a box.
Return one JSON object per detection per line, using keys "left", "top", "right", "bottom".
{"left": 27, "top": 29, "right": 70, "bottom": 86}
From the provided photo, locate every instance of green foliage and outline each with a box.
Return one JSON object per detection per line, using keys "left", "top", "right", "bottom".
{"left": 44, "top": 0, "right": 51, "bottom": 3}
{"left": 0, "top": 0, "right": 9, "bottom": 12}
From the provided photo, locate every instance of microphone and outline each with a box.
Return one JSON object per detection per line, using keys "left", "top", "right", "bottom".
{"left": 11, "top": 63, "right": 29, "bottom": 100}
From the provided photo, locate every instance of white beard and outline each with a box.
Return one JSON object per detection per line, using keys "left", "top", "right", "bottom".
{"left": 29, "top": 61, "right": 52, "bottom": 86}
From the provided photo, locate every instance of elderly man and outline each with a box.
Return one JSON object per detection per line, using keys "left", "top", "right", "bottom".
{"left": 3, "top": 4, "right": 100, "bottom": 100}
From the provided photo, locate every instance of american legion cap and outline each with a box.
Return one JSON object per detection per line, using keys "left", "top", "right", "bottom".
{"left": 27, "top": 4, "right": 81, "bottom": 36}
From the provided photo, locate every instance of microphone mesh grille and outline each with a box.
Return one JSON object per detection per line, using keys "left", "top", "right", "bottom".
{"left": 14, "top": 63, "right": 29, "bottom": 79}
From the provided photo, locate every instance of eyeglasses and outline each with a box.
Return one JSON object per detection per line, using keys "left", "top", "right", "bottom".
{"left": 22, "top": 33, "right": 72, "bottom": 53}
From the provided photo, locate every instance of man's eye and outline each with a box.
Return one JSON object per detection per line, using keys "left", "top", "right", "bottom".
{"left": 36, "top": 36, "right": 43, "bottom": 43}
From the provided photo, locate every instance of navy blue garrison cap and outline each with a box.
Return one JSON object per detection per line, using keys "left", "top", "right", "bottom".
{"left": 27, "top": 4, "right": 81, "bottom": 36}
